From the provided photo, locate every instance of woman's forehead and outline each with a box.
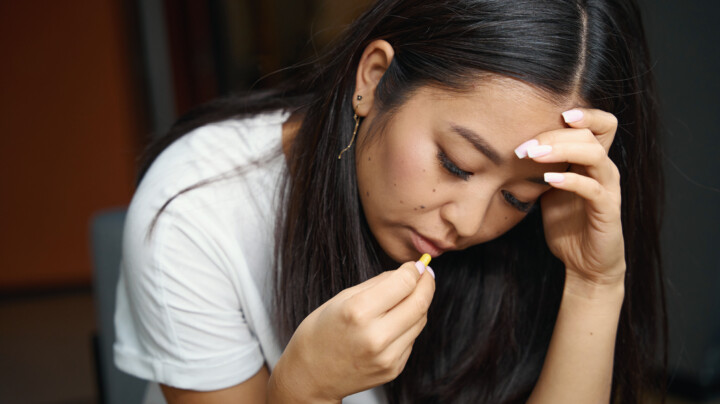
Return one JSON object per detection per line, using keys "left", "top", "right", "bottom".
{"left": 402, "top": 79, "right": 573, "bottom": 147}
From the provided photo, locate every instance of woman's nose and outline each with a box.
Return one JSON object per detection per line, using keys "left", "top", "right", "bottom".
{"left": 440, "top": 192, "right": 491, "bottom": 238}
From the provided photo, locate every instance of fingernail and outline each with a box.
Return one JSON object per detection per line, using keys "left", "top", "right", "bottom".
{"left": 562, "top": 109, "right": 584, "bottom": 123}
{"left": 544, "top": 172, "right": 565, "bottom": 183}
{"left": 415, "top": 261, "right": 426, "bottom": 275}
{"left": 426, "top": 266, "right": 435, "bottom": 279}
{"left": 527, "top": 145, "right": 552, "bottom": 158}
{"left": 514, "top": 139, "right": 539, "bottom": 159}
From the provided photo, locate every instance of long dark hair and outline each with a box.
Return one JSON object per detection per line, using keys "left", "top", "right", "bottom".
{"left": 139, "top": 0, "right": 666, "bottom": 402}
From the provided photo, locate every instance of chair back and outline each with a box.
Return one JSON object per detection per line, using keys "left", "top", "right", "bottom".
{"left": 90, "top": 208, "right": 147, "bottom": 404}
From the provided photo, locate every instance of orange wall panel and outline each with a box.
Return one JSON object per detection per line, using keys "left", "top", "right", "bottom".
{"left": 0, "top": 1, "right": 141, "bottom": 290}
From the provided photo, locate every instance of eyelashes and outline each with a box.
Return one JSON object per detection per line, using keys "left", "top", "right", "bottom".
{"left": 437, "top": 149, "right": 534, "bottom": 213}
{"left": 501, "top": 190, "right": 534, "bottom": 213}
{"left": 437, "top": 150, "right": 472, "bottom": 181}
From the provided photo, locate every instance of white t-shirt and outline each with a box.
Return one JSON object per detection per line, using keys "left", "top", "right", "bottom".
{"left": 114, "top": 110, "right": 387, "bottom": 404}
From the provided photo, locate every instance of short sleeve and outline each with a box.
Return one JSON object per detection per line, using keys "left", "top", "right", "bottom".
{"left": 114, "top": 193, "right": 265, "bottom": 391}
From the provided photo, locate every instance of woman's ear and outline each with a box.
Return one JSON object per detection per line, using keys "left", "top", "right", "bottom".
{"left": 354, "top": 40, "right": 395, "bottom": 117}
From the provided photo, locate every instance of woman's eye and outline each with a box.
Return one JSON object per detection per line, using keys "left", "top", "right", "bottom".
{"left": 502, "top": 190, "right": 533, "bottom": 213}
{"left": 437, "top": 150, "right": 472, "bottom": 181}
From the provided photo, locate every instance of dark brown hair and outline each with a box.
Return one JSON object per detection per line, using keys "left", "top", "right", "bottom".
{"left": 139, "top": 0, "right": 666, "bottom": 402}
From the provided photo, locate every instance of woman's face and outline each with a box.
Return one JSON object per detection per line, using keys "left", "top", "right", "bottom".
{"left": 355, "top": 78, "right": 572, "bottom": 263}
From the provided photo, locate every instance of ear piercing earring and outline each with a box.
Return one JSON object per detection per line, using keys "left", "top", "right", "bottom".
{"left": 338, "top": 95, "right": 363, "bottom": 160}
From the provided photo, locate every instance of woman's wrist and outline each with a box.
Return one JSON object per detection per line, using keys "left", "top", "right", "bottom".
{"left": 563, "top": 263, "right": 626, "bottom": 302}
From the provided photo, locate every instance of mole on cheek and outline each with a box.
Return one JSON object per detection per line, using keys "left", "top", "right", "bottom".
{"left": 420, "top": 205, "right": 426, "bottom": 209}
{"left": 400, "top": 200, "right": 404, "bottom": 204}
{"left": 366, "top": 191, "right": 370, "bottom": 197}
{"left": 433, "top": 188, "right": 436, "bottom": 192}
{"left": 368, "top": 157, "right": 372, "bottom": 161}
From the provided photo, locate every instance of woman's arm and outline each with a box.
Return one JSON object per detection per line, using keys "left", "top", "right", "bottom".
{"left": 519, "top": 107, "right": 627, "bottom": 403}
{"left": 528, "top": 275, "right": 624, "bottom": 403}
{"left": 157, "top": 360, "right": 340, "bottom": 404}
{"left": 157, "top": 355, "right": 337, "bottom": 404}
{"left": 158, "top": 260, "right": 435, "bottom": 404}
{"left": 160, "top": 367, "right": 269, "bottom": 404}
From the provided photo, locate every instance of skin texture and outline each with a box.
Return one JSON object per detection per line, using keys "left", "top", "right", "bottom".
{"left": 160, "top": 367, "right": 269, "bottom": 403}
{"left": 354, "top": 76, "right": 571, "bottom": 263}
{"left": 161, "top": 40, "right": 626, "bottom": 404}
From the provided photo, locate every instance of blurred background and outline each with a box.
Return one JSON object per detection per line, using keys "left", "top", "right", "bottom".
{"left": 0, "top": 0, "right": 717, "bottom": 403}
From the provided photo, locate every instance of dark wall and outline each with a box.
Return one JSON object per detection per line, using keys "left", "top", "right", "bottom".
{"left": 0, "top": 0, "right": 141, "bottom": 291}
{"left": 641, "top": 0, "right": 720, "bottom": 396}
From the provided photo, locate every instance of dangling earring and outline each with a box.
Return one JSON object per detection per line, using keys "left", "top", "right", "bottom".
{"left": 338, "top": 95, "right": 362, "bottom": 160}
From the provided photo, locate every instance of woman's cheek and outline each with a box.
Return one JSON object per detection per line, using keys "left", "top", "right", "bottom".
{"left": 389, "top": 157, "right": 419, "bottom": 186}
{"left": 458, "top": 202, "right": 518, "bottom": 245}
{"left": 389, "top": 140, "right": 437, "bottom": 185}
{"left": 489, "top": 207, "right": 526, "bottom": 239}
{"left": 389, "top": 153, "right": 439, "bottom": 207}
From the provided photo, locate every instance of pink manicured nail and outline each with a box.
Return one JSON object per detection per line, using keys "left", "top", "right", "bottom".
{"left": 514, "top": 139, "right": 539, "bottom": 159}
{"left": 527, "top": 145, "right": 552, "bottom": 158}
{"left": 562, "top": 109, "right": 584, "bottom": 123}
{"left": 415, "top": 261, "right": 426, "bottom": 275}
{"left": 426, "top": 266, "right": 435, "bottom": 279}
{"left": 544, "top": 173, "right": 565, "bottom": 183}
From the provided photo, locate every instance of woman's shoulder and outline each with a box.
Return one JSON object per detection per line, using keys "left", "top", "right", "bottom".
{"left": 147, "top": 109, "right": 289, "bottom": 184}
{"left": 124, "top": 109, "right": 289, "bottom": 259}
{"left": 134, "top": 110, "right": 288, "bottom": 208}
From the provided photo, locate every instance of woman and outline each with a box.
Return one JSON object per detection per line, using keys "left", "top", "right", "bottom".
{"left": 114, "top": 0, "right": 666, "bottom": 402}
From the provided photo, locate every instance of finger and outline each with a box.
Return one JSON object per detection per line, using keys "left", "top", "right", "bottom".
{"left": 533, "top": 127, "right": 598, "bottom": 146}
{"left": 373, "top": 339, "right": 415, "bottom": 381}
{"left": 316, "top": 271, "right": 394, "bottom": 313}
{"left": 377, "top": 269, "right": 436, "bottom": 341}
{"left": 561, "top": 108, "right": 618, "bottom": 152}
{"left": 543, "top": 172, "right": 621, "bottom": 213}
{"left": 381, "top": 313, "right": 427, "bottom": 368}
{"left": 397, "top": 342, "right": 414, "bottom": 373}
{"left": 350, "top": 261, "right": 423, "bottom": 317}
{"left": 344, "top": 270, "right": 394, "bottom": 296}
{"left": 527, "top": 143, "right": 619, "bottom": 189}
{"left": 515, "top": 127, "right": 596, "bottom": 159}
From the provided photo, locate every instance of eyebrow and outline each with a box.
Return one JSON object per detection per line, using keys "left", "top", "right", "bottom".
{"left": 449, "top": 123, "right": 549, "bottom": 186}
{"left": 449, "top": 124, "right": 504, "bottom": 165}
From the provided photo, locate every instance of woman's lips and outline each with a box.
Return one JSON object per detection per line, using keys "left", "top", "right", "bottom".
{"left": 411, "top": 230, "right": 445, "bottom": 257}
